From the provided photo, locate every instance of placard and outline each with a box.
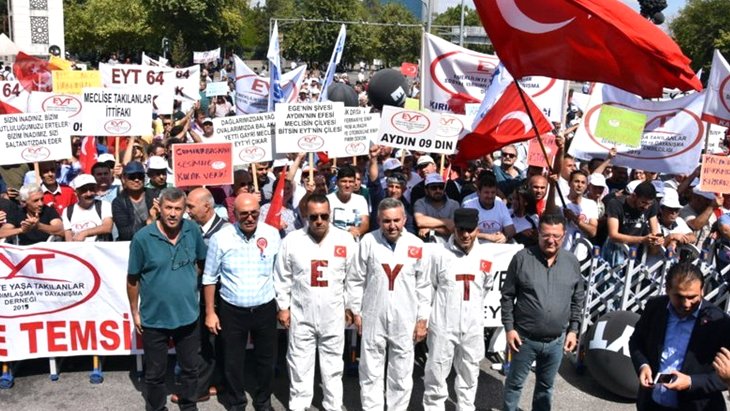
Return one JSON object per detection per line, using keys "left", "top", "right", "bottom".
{"left": 699, "top": 154, "right": 730, "bottom": 194}
{"left": 51, "top": 70, "right": 101, "bottom": 94}
{"left": 527, "top": 133, "right": 558, "bottom": 168}
{"left": 81, "top": 88, "right": 153, "bottom": 136}
{"left": 435, "top": 113, "right": 468, "bottom": 153}
{"left": 28, "top": 92, "right": 84, "bottom": 134}
{"left": 211, "top": 113, "right": 274, "bottom": 165}
{"left": 99, "top": 63, "right": 201, "bottom": 110}
{"left": 274, "top": 102, "right": 344, "bottom": 153}
{"left": 375, "top": 105, "right": 447, "bottom": 153}
{"left": 328, "top": 107, "right": 380, "bottom": 158}
{"left": 594, "top": 105, "right": 646, "bottom": 147}
{"left": 172, "top": 142, "right": 233, "bottom": 187}
{"left": 0, "top": 112, "right": 71, "bottom": 165}
{"left": 205, "top": 81, "right": 229, "bottom": 97}
{"left": 0, "top": 81, "right": 30, "bottom": 112}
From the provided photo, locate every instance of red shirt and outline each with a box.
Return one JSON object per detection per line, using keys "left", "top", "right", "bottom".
{"left": 42, "top": 184, "right": 77, "bottom": 216}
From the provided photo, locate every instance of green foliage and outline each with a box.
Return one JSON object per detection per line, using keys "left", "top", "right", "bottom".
{"left": 65, "top": 0, "right": 155, "bottom": 54}
{"left": 169, "top": 31, "right": 189, "bottom": 66}
{"left": 432, "top": 6, "right": 480, "bottom": 27}
{"left": 669, "top": 0, "right": 730, "bottom": 72}
{"left": 371, "top": 3, "right": 421, "bottom": 66}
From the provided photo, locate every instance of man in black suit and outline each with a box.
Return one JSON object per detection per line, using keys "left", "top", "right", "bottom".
{"left": 629, "top": 261, "right": 730, "bottom": 411}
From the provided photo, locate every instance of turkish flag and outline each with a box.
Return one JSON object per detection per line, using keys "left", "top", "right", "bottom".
{"left": 264, "top": 165, "right": 288, "bottom": 230}
{"left": 334, "top": 245, "right": 347, "bottom": 258}
{"left": 456, "top": 82, "right": 552, "bottom": 162}
{"left": 13, "top": 52, "right": 60, "bottom": 92}
{"left": 0, "top": 100, "right": 22, "bottom": 115}
{"left": 78, "top": 136, "right": 98, "bottom": 174}
{"left": 407, "top": 246, "right": 422, "bottom": 259}
{"left": 474, "top": 0, "right": 701, "bottom": 98}
{"left": 400, "top": 62, "right": 418, "bottom": 78}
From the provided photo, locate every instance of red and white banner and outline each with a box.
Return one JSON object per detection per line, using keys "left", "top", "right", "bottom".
{"left": 569, "top": 83, "right": 706, "bottom": 174}
{"left": 0, "top": 242, "right": 142, "bottom": 361}
{"left": 141, "top": 52, "right": 168, "bottom": 67}
{"left": 193, "top": 48, "right": 221, "bottom": 64}
{"left": 234, "top": 56, "right": 307, "bottom": 114}
{"left": 702, "top": 49, "right": 730, "bottom": 127}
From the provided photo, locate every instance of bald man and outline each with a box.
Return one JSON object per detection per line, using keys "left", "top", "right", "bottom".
{"left": 187, "top": 188, "right": 227, "bottom": 243}
{"left": 202, "top": 193, "right": 281, "bottom": 411}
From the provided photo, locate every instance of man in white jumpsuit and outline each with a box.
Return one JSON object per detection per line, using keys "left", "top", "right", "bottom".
{"left": 423, "top": 208, "right": 517, "bottom": 410}
{"left": 346, "top": 197, "right": 432, "bottom": 410}
{"left": 274, "top": 194, "right": 357, "bottom": 411}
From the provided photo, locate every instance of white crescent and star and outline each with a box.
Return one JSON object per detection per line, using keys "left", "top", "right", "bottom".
{"left": 497, "top": 111, "right": 531, "bottom": 134}
{"left": 496, "top": 0, "right": 574, "bottom": 34}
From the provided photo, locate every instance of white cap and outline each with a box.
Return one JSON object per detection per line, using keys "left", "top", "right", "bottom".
{"left": 417, "top": 155, "right": 435, "bottom": 167}
{"left": 97, "top": 153, "right": 115, "bottom": 164}
{"left": 147, "top": 156, "right": 168, "bottom": 170}
{"left": 273, "top": 158, "right": 290, "bottom": 168}
{"left": 692, "top": 185, "right": 716, "bottom": 201}
{"left": 383, "top": 158, "right": 402, "bottom": 171}
{"left": 625, "top": 179, "right": 642, "bottom": 194}
{"left": 660, "top": 188, "right": 682, "bottom": 209}
{"left": 588, "top": 173, "right": 607, "bottom": 188}
{"left": 71, "top": 174, "right": 97, "bottom": 190}
{"left": 425, "top": 173, "right": 444, "bottom": 186}
{"left": 203, "top": 117, "right": 213, "bottom": 124}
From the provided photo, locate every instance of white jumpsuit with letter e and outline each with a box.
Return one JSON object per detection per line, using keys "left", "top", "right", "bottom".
{"left": 347, "top": 230, "right": 432, "bottom": 411}
{"left": 274, "top": 227, "right": 357, "bottom": 411}
{"left": 423, "top": 241, "right": 522, "bottom": 411}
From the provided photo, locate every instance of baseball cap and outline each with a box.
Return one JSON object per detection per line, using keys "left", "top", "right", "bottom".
{"left": 97, "top": 153, "right": 115, "bottom": 164}
{"left": 425, "top": 173, "right": 444, "bottom": 186}
{"left": 123, "top": 161, "right": 145, "bottom": 175}
{"left": 660, "top": 188, "right": 682, "bottom": 209}
{"left": 383, "top": 158, "right": 402, "bottom": 171}
{"left": 692, "top": 186, "right": 716, "bottom": 201}
{"left": 453, "top": 208, "right": 479, "bottom": 231}
{"left": 588, "top": 173, "right": 607, "bottom": 188}
{"left": 203, "top": 117, "right": 214, "bottom": 125}
{"left": 71, "top": 174, "right": 97, "bottom": 190}
{"left": 417, "top": 155, "right": 435, "bottom": 168}
{"left": 147, "top": 156, "right": 168, "bottom": 171}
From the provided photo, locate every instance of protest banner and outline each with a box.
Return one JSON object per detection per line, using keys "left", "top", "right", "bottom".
{"left": 517, "top": 76, "right": 565, "bottom": 123}
{"left": 328, "top": 107, "right": 380, "bottom": 158}
{"left": 51, "top": 70, "right": 102, "bottom": 95}
{"left": 594, "top": 105, "right": 646, "bottom": 148}
{"left": 702, "top": 49, "right": 730, "bottom": 127}
{"left": 274, "top": 102, "right": 344, "bottom": 153}
{"left": 0, "top": 112, "right": 71, "bottom": 166}
{"left": 172, "top": 142, "right": 233, "bottom": 187}
{"left": 0, "top": 242, "right": 142, "bottom": 361}
{"left": 234, "top": 56, "right": 306, "bottom": 114}
{"left": 706, "top": 123, "right": 729, "bottom": 154}
{"left": 699, "top": 154, "right": 730, "bottom": 194}
{"left": 0, "top": 81, "right": 29, "bottom": 113}
{"left": 205, "top": 81, "right": 229, "bottom": 97}
{"left": 376, "top": 105, "right": 458, "bottom": 154}
{"left": 193, "top": 48, "right": 221, "bottom": 64}
{"left": 81, "top": 88, "right": 153, "bottom": 136}
{"left": 141, "top": 52, "right": 168, "bottom": 67}
{"left": 28, "top": 92, "right": 84, "bottom": 134}
{"left": 527, "top": 133, "right": 558, "bottom": 168}
{"left": 569, "top": 83, "right": 706, "bottom": 174}
{"left": 211, "top": 113, "right": 274, "bottom": 165}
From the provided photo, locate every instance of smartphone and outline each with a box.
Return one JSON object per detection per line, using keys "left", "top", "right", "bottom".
{"left": 654, "top": 373, "right": 676, "bottom": 384}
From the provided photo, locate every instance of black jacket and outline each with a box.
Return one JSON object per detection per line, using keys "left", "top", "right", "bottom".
{"left": 112, "top": 188, "right": 156, "bottom": 241}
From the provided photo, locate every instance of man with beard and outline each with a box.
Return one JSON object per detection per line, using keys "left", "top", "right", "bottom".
{"left": 112, "top": 161, "right": 159, "bottom": 241}
{"left": 92, "top": 162, "right": 119, "bottom": 204}
{"left": 492, "top": 144, "right": 523, "bottom": 197}
{"left": 62, "top": 174, "right": 113, "bottom": 242}
{"left": 274, "top": 194, "right": 357, "bottom": 411}
{"left": 528, "top": 175, "right": 549, "bottom": 216}
{"left": 0, "top": 183, "right": 64, "bottom": 244}
{"left": 127, "top": 188, "right": 208, "bottom": 410}
{"left": 410, "top": 155, "right": 461, "bottom": 204}
{"left": 414, "top": 173, "right": 459, "bottom": 243}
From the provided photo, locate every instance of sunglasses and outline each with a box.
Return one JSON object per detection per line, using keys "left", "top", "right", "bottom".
{"left": 501, "top": 153, "right": 517, "bottom": 158}
{"left": 308, "top": 213, "right": 330, "bottom": 222}
{"left": 126, "top": 173, "right": 145, "bottom": 181}
{"left": 238, "top": 210, "right": 260, "bottom": 219}
{"left": 427, "top": 185, "right": 445, "bottom": 191}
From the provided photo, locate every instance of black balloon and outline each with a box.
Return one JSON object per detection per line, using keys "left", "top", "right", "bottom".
{"left": 367, "top": 69, "right": 409, "bottom": 109}
{"left": 582, "top": 310, "right": 640, "bottom": 399}
{"left": 327, "top": 82, "right": 359, "bottom": 107}
{"left": 651, "top": 12, "right": 665, "bottom": 25}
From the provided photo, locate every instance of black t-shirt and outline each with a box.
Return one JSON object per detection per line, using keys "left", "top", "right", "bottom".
{"left": 0, "top": 197, "right": 20, "bottom": 223}
{"left": 604, "top": 196, "right": 656, "bottom": 237}
{"left": 9, "top": 205, "right": 60, "bottom": 245}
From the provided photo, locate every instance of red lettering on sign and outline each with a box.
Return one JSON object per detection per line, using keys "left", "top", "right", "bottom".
{"left": 70, "top": 321, "right": 97, "bottom": 351}
{"left": 0, "top": 324, "right": 7, "bottom": 356}
{"left": 402, "top": 113, "right": 422, "bottom": 122}
{"left": 455, "top": 274, "right": 475, "bottom": 301}
{"left": 100, "top": 320, "right": 120, "bottom": 350}
{"left": 20, "top": 322, "right": 43, "bottom": 353}
{"left": 48, "top": 321, "right": 67, "bottom": 352}
{"left": 52, "top": 97, "right": 73, "bottom": 106}
{"left": 310, "top": 260, "right": 329, "bottom": 287}
{"left": 476, "top": 60, "right": 494, "bottom": 72}
{"left": 382, "top": 264, "right": 403, "bottom": 291}
{"left": 251, "top": 78, "right": 268, "bottom": 94}
{"left": 0, "top": 253, "right": 55, "bottom": 279}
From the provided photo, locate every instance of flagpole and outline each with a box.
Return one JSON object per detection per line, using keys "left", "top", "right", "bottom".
{"left": 251, "top": 163, "right": 259, "bottom": 192}
{"left": 514, "top": 81, "right": 567, "bottom": 209}
{"left": 419, "top": 27, "right": 426, "bottom": 111}
{"left": 115, "top": 138, "right": 120, "bottom": 163}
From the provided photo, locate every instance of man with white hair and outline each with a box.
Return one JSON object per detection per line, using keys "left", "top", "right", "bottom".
{"left": 0, "top": 184, "right": 63, "bottom": 244}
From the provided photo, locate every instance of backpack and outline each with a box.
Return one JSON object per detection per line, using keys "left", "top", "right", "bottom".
{"left": 66, "top": 200, "right": 113, "bottom": 242}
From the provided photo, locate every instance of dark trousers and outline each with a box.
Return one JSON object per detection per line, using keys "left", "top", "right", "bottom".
{"left": 218, "top": 298, "right": 277, "bottom": 411}
{"left": 198, "top": 291, "right": 224, "bottom": 395}
{"left": 142, "top": 320, "right": 201, "bottom": 411}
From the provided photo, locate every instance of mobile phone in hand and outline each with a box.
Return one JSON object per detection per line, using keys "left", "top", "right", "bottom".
{"left": 654, "top": 373, "right": 676, "bottom": 385}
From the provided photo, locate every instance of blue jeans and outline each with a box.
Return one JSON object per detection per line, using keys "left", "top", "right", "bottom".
{"left": 503, "top": 334, "right": 565, "bottom": 411}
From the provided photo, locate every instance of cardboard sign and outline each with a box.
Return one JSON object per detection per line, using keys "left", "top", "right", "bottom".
{"left": 274, "top": 102, "right": 344, "bottom": 153}
{"left": 28, "top": 92, "right": 84, "bottom": 134}
{"left": 81, "top": 87, "right": 153, "bottom": 136}
{"left": 211, "top": 113, "right": 274, "bottom": 165}
{"left": 99, "top": 63, "right": 201, "bottom": 104}
{"left": 700, "top": 154, "right": 730, "bottom": 194}
{"left": 527, "top": 133, "right": 558, "bottom": 168}
{"left": 594, "top": 105, "right": 646, "bottom": 148}
{"left": 173, "top": 142, "right": 233, "bottom": 187}
{"left": 205, "top": 81, "right": 229, "bottom": 97}
{"left": 435, "top": 113, "right": 468, "bottom": 153}
{"left": 329, "top": 107, "right": 379, "bottom": 158}
{"left": 52, "top": 70, "right": 101, "bottom": 94}
{"left": 376, "top": 106, "right": 451, "bottom": 153}
{"left": 0, "top": 112, "right": 71, "bottom": 165}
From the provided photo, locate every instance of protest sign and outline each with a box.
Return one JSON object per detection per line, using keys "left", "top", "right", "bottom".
{"left": 594, "top": 105, "right": 646, "bottom": 148}
{"left": 193, "top": 48, "right": 221, "bottom": 64}
{"left": 81, "top": 88, "right": 153, "bottom": 136}
{"left": 99, "top": 63, "right": 200, "bottom": 111}
{"left": 49, "top": 55, "right": 74, "bottom": 71}
{"left": 172, "top": 142, "right": 233, "bottom": 187}
{"left": 51, "top": 70, "right": 102, "bottom": 95}
{"left": 211, "top": 113, "right": 274, "bottom": 165}
{"left": 376, "top": 106, "right": 456, "bottom": 154}
{"left": 329, "top": 107, "right": 380, "bottom": 158}
{"left": 706, "top": 123, "right": 729, "bottom": 154}
{"left": 0, "top": 81, "right": 29, "bottom": 112}
{"left": 274, "top": 102, "right": 344, "bottom": 153}
{"left": 205, "top": 81, "right": 229, "bottom": 97}
{"left": 699, "top": 154, "right": 730, "bottom": 194}
{"left": 405, "top": 98, "right": 420, "bottom": 110}
{"left": 517, "top": 76, "right": 565, "bottom": 123}
{"left": 234, "top": 56, "right": 306, "bottom": 114}
{"left": 0, "top": 112, "right": 71, "bottom": 165}
{"left": 527, "top": 134, "right": 558, "bottom": 168}
{"left": 702, "top": 49, "right": 730, "bottom": 127}
{"left": 28, "top": 92, "right": 84, "bottom": 134}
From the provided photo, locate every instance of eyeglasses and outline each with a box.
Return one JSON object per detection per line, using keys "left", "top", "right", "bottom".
{"left": 427, "top": 185, "right": 445, "bottom": 191}
{"left": 238, "top": 210, "right": 260, "bottom": 219}
{"left": 162, "top": 122, "right": 172, "bottom": 126}
{"left": 539, "top": 233, "right": 565, "bottom": 241}
{"left": 126, "top": 173, "right": 145, "bottom": 181}
{"left": 501, "top": 153, "right": 517, "bottom": 158}
{"left": 308, "top": 213, "right": 330, "bottom": 222}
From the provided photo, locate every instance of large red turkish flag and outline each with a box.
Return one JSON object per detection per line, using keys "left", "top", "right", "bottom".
{"left": 13, "top": 52, "right": 59, "bottom": 92}
{"left": 474, "top": 0, "right": 701, "bottom": 98}
{"left": 456, "top": 82, "right": 552, "bottom": 162}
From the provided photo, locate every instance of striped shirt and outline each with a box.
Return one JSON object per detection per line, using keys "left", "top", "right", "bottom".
{"left": 202, "top": 222, "right": 281, "bottom": 308}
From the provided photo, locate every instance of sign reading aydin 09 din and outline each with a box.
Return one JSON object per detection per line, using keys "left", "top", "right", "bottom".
{"left": 274, "top": 101, "right": 344, "bottom": 153}
{"left": 0, "top": 243, "right": 143, "bottom": 361}
{"left": 376, "top": 106, "right": 458, "bottom": 154}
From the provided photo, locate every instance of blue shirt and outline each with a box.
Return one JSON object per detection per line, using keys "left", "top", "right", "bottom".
{"left": 652, "top": 302, "right": 700, "bottom": 408}
{"left": 202, "top": 222, "right": 281, "bottom": 308}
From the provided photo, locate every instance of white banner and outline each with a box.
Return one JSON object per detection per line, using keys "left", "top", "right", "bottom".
{"left": 274, "top": 102, "right": 344, "bottom": 153}
{"left": 234, "top": 56, "right": 306, "bottom": 114}
{"left": 569, "top": 83, "right": 706, "bottom": 174}
{"left": 211, "top": 113, "right": 274, "bottom": 165}
{"left": 518, "top": 76, "right": 565, "bottom": 123}
{"left": 28, "top": 92, "right": 84, "bottom": 134}
{"left": 702, "top": 49, "right": 730, "bottom": 127}
{"left": 0, "top": 81, "right": 29, "bottom": 112}
{"left": 205, "top": 81, "right": 229, "bottom": 97}
{"left": 376, "top": 106, "right": 458, "bottom": 154}
{"left": 99, "top": 63, "right": 201, "bottom": 109}
{"left": 193, "top": 48, "right": 221, "bottom": 64}
{"left": 706, "top": 123, "right": 729, "bottom": 154}
{"left": 0, "top": 113, "right": 72, "bottom": 165}
{"left": 141, "top": 52, "right": 168, "bottom": 67}
{"left": 81, "top": 88, "right": 153, "bottom": 136}
{"left": 328, "top": 107, "right": 379, "bottom": 158}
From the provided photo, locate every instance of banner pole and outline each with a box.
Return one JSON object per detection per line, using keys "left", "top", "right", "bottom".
{"left": 115, "top": 137, "right": 120, "bottom": 163}
{"left": 251, "top": 163, "right": 259, "bottom": 192}
{"left": 352, "top": 156, "right": 357, "bottom": 166}
{"left": 439, "top": 154, "right": 445, "bottom": 175}
{"left": 419, "top": 27, "right": 426, "bottom": 111}
{"left": 514, "top": 81, "right": 567, "bottom": 209}
{"left": 34, "top": 162, "right": 40, "bottom": 185}
{"left": 308, "top": 152, "right": 314, "bottom": 182}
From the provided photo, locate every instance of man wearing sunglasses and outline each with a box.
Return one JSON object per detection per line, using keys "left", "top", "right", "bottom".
{"left": 112, "top": 161, "right": 159, "bottom": 241}
{"left": 274, "top": 194, "right": 357, "bottom": 411}
{"left": 492, "top": 145, "right": 524, "bottom": 197}
{"left": 62, "top": 174, "right": 113, "bottom": 242}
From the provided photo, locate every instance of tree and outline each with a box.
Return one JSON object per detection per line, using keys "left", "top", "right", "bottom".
{"left": 669, "top": 0, "right": 730, "bottom": 72}
{"left": 431, "top": 6, "right": 480, "bottom": 27}
{"left": 371, "top": 3, "right": 421, "bottom": 67}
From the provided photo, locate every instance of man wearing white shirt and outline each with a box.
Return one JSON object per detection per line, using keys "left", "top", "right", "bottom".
{"left": 327, "top": 165, "right": 369, "bottom": 239}
{"left": 462, "top": 173, "right": 515, "bottom": 243}
{"left": 62, "top": 174, "right": 113, "bottom": 242}
{"left": 561, "top": 170, "right": 598, "bottom": 252}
